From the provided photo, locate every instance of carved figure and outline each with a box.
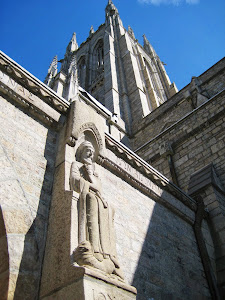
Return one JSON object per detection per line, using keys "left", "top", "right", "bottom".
{"left": 70, "top": 141, "right": 124, "bottom": 279}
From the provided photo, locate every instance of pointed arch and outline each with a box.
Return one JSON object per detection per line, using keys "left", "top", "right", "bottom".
{"left": 92, "top": 39, "right": 104, "bottom": 82}
{"left": 77, "top": 56, "right": 86, "bottom": 88}
{"left": 143, "top": 57, "right": 166, "bottom": 105}
{"left": 76, "top": 122, "right": 104, "bottom": 160}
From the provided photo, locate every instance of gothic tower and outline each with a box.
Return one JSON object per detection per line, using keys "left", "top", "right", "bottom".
{"left": 45, "top": 0, "right": 178, "bottom": 135}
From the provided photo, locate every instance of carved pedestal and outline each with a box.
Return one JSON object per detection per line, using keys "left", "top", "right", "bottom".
{"left": 40, "top": 109, "right": 137, "bottom": 299}
{"left": 40, "top": 189, "right": 136, "bottom": 300}
{"left": 42, "top": 266, "right": 136, "bottom": 300}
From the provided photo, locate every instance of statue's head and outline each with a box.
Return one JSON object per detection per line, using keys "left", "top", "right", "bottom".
{"left": 78, "top": 141, "right": 95, "bottom": 165}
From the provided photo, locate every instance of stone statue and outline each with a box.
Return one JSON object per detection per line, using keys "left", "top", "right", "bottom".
{"left": 70, "top": 141, "right": 124, "bottom": 279}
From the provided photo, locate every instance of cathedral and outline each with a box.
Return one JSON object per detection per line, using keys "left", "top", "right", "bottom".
{"left": 0, "top": 1, "right": 224, "bottom": 299}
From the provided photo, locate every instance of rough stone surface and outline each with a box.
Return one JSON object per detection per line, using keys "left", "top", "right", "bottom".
{"left": 42, "top": 273, "right": 136, "bottom": 300}
{"left": 1, "top": 1, "right": 225, "bottom": 299}
{"left": 135, "top": 89, "right": 225, "bottom": 192}
{"left": 99, "top": 163, "right": 209, "bottom": 299}
{"left": 0, "top": 91, "right": 59, "bottom": 299}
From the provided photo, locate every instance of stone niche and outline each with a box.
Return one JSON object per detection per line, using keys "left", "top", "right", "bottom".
{"left": 39, "top": 97, "right": 136, "bottom": 299}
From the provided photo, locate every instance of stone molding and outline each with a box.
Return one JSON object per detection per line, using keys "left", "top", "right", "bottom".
{"left": 80, "top": 267, "right": 136, "bottom": 295}
{"left": 135, "top": 88, "right": 225, "bottom": 154}
{"left": 0, "top": 51, "right": 70, "bottom": 121}
{"left": 0, "top": 73, "right": 60, "bottom": 126}
{"left": 104, "top": 133, "right": 197, "bottom": 220}
{"left": 133, "top": 57, "right": 225, "bottom": 136}
{"left": 188, "top": 163, "right": 225, "bottom": 197}
{"left": 193, "top": 196, "right": 221, "bottom": 300}
{"left": 41, "top": 266, "right": 136, "bottom": 299}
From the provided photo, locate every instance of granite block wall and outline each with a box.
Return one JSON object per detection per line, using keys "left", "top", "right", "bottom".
{"left": 0, "top": 93, "right": 58, "bottom": 299}
{"left": 133, "top": 58, "right": 225, "bottom": 150}
{"left": 98, "top": 156, "right": 211, "bottom": 300}
{"left": 136, "top": 90, "right": 225, "bottom": 192}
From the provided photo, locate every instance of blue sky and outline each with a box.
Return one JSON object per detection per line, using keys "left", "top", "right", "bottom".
{"left": 1, "top": 0, "right": 225, "bottom": 90}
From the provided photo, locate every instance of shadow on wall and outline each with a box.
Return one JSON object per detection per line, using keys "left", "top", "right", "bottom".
{"left": 0, "top": 205, "right": 9, "bottom": 300}
{"left": 12, "top": 119, "right": 58, "bottom": 300}
{"left": 131, "top": 191, "right": 211, "bottom": 300}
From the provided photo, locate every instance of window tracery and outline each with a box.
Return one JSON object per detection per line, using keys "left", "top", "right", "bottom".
{"left": 92, "top": 39, "right": 104, "bottom": 82}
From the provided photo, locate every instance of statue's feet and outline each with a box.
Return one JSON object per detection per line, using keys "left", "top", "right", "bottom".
{"left": 110, "top": 255, "right": 120, "bottom": 268}
{"left": 113, "top": 267, "right": 125, "bottom": 280}
{"left": 73, "top": 241, "right": 118, "bottom": 276}
{"left": 94, "top": 252, "right": 104, "bottom": 262}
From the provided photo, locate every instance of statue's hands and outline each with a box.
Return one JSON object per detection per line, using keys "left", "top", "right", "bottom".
{"left": 89, "top": 175, "right": 101, "bottom": 192}
{"left": 89, "top": 182, "right": 99, "bottom": 193}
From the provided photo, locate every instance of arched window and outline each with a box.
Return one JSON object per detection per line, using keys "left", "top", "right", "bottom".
{"left": 92, "top": 39, "right": 104, "bottom": 81}
{"left": 144, "top": 58, "right": 167, "bottom": 103}
{"left": 77, "top": 56, "right": 86, "bottom": 88}
{"left": 97, "top": 44, "right": 104, "bottom": 69}
{"left": 144, "top": 58, "right": 160, "bottom": 98}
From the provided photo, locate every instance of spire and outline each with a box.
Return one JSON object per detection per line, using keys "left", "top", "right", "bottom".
{"left": 68, "top": 54, "right": 77, "bottom": 76}
{"left": 105, "top": 0, "right": 118, "bottom": 15}
{"left": 44, "top": 55, "right": 58, "bottom": 85}
{"left": 143, "top": 34, "right": 156, "bottom": 57}
{"left": 48, "top": 55, "right": 58, "bottom": 74}
{"left": 89, "top": 25, "right": 94, "bottom": 37}
{"left": 67, "top": 54, "right": 79, "bottom": 101}
{"left": 66, "top": 32, "right": 78, "bottom": 53}
{"left": 128, "top": 26, "right": 135, "bottom": 40}
{"left": 61, "top": 33, "right": 78, "bottom": 73}
{"left": 143, "top": 34, "right": 148, "bottom": 46}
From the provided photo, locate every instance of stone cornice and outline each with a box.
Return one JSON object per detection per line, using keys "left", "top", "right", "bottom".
{"left": 0, "top": 78, "right": 60, "bottom": 126}
{"left": 133, "top": 58, "right": 225, "bottom": 136}
{"left": 135, "top": 89, "right": 225, "bottom": 153}
{"left": 0, "top": 51, "right": 70, "bottom": 114}
{"left": 105, "top": 133, "right": 197, "bottom": 214}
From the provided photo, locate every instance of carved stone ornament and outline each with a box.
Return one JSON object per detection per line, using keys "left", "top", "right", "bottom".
{"left": 70, "top": 140, "right": 124, "bottom": 279}
{"left": 0, "top": 51, "right": 69, "bottom": 114}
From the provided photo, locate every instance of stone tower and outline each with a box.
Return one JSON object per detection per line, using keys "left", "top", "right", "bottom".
{"left": 1, "top": 0, "right": 225, "bottom": 299}
{"left": 45, "top": 0, "right": 178, "bottom": 135}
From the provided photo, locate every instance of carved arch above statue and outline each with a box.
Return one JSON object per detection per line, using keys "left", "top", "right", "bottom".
{"left": 74, "top": 122, "right": 104, "bottom": 162}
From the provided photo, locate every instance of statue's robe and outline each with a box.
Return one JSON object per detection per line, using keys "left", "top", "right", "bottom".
{"left": 70, "top": 161, "right": 118, "bottom": 261}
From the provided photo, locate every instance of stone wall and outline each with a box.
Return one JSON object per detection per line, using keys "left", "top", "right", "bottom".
{"left": 135, "top": 90, "right": 225, "bottom": 192}
{"left": 0, "top": 51, "right": 69, "bottom": 299}
{"left": 134, "top": 58, "right": 225, "bottom": 297}
{"left": 132, "top": 57, "right": 225, "bottom": 149}
{"left": 40, "top": 123, "right": 211, "bottom": 299}
{"left": 38, "top": 85, "right": 212, "bottom": 299}
{"left": 1, "top": 49, "right": 223, "bottom": 299}
{"left": 0, "top": 94, "right": 57, "bottom": 299}
{"left": 100, "top": 147, "right": 210, "bottom": 300}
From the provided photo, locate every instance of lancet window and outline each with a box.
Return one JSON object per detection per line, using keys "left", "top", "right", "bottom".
{"left": 92, "top": 39, "right": 104, "bottom": 81}
{"left": 78, "top": 56, "right": 86, "bottom": 88}
{"left": 144, "top": 58, "right": 166, "bottom": 103}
